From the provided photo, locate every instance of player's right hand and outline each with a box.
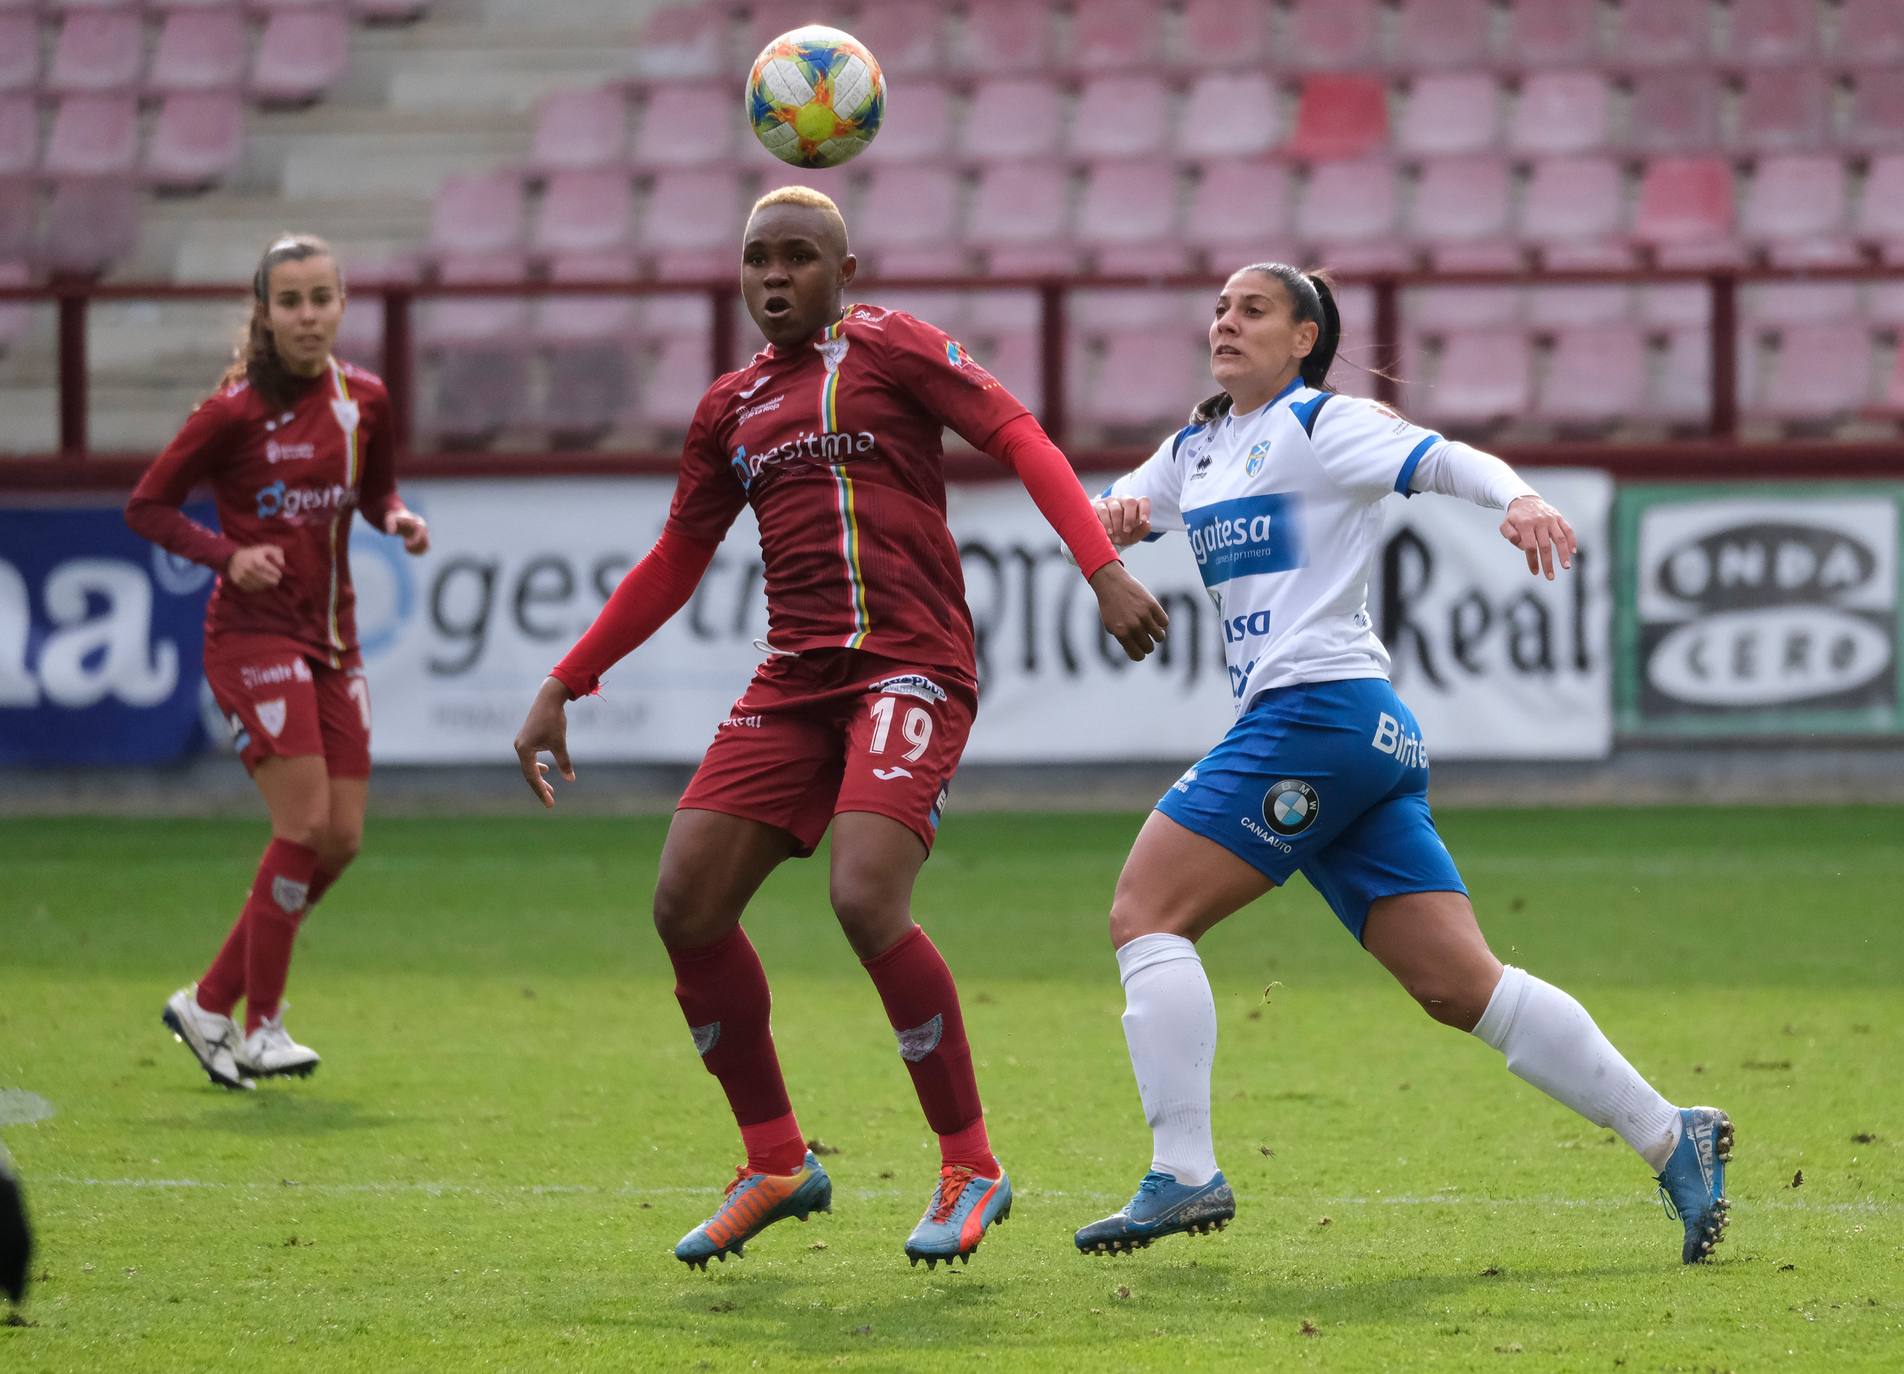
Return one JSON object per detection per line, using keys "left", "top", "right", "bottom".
{"left": 514, "top": 676, "right": 577, "bottom": 809}
{"left": 1089, "top": 561, "right": 1169, "bottom": 661}
{"left": 226, "top": 544, "right": 285, "bottom": 592}
{"left": 1094, "top": 496, "right": 1152, "bottom": 548}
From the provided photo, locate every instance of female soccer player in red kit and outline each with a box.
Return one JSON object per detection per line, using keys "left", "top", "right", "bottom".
{"left": 514, "top": 186, "right": 1169, "bottom": 1270}
{"left": 126, "top": 234, "right": 429, "bottom": 1090}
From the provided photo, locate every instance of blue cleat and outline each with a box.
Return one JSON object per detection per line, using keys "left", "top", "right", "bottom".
{"left": 1075, "top": 1170, "right": 1235, "bottom": 1255}
{"left": 904, "top": 1165, "right": 1012, "bottom": 1269}
{"left": 1656, "top": 1106, "right": 1734, "bottom": 1264}
{"left": 673, "top": 1150, "right": 832, "bottom": 1271}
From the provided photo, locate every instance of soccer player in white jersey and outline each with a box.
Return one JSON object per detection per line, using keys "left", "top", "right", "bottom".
{"left": 1071, "top": 262, "right": 1733, "bottom": 1265}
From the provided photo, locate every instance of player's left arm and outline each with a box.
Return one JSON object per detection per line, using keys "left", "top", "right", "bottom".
{"left": 1409, "top": 441, "right": 1577, "bottom": 580}
{"left": 356, "top": 385, "right": 429, "bottom": 555}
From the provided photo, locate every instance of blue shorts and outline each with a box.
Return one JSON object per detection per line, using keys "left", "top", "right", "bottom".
{"left": 1154, "top": 677, "right": 1467, "bottom": 943}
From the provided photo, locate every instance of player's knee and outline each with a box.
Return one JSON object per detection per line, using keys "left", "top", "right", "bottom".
{"left": 1401, "top": 974, "right": 1487, "bottom": 1031}
{"left": 1107, "top": 886, "right": 1193, "bottom": 948}
{"left": 651, "top": 878, "right": 705, "bottom": 947}
{"left": 321, "top": 826, "right": 361, "bottom": 872}
{"left": 828, "top": 878, "right": 908, "bottom": 958}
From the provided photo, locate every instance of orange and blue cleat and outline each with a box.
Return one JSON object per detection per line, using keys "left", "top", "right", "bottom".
{"left": 674, "top": 1150, "right": 832, "bottom": 1270}
{"left": 904, "top": 1164, "right": 1012, "bottom": 1269}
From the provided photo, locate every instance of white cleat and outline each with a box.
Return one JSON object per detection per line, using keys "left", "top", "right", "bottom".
{"left": 161, "top": 985, "right": 254, "bottom": 1091}
{"left": 235, "top": 1014, "right": 320, "bottom": 1080}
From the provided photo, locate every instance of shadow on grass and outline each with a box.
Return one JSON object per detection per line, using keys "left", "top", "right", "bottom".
{"left": 148, "top": 1092, "right": 398, "bottom": 1138}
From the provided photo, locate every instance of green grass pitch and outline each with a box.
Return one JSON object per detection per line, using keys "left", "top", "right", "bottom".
{"left": 2, "top": 807, "right": 1900, "bottom": 1371}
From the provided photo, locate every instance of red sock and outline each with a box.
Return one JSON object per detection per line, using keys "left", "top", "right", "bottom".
{"left": 668, "top": 927, "right": 805, "bottom": 1175}
{"left": 196, "top": 910, "right": 248, "bottom": 1017}
{"left": 306, "top": 865, "right": 342, "bottom": 909}
{"left": 242, "top": 839, "right": 320, "bottom": 1034}
{"left": 861, "top": 925, "right": 1000, "bottom": 1177}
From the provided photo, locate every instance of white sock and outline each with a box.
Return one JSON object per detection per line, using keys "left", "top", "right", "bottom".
{"left": 1472, "top": 965, "right": 1684, "bottom": 1172}
{"left": 1116, "top": 933, "right": 1220, "bottom": 1187}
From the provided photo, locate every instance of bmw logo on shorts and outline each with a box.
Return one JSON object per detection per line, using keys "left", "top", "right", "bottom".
{"left": 1263, "top": 779, "right": 1320, "bottom": 837}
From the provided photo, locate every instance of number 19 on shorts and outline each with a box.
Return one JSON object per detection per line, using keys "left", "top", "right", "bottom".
{"left": 867, "top": 695, "right": 933, "bottom": 762}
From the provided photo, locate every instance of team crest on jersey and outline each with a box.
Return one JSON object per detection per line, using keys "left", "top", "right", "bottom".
{"left": 255, "top": 698, "right": 287, "bottom": 738}
{"left": 1245, "top": 441, "right": 1272, "bottom": 477}
{"left": 330, "top": 396, "right": 359, "bottom": 436}
{"left": 817, "top": 336, "right": 850, "bottom": 373}
{"left": 945, "top": 339, "right": 967, "bottom": 368}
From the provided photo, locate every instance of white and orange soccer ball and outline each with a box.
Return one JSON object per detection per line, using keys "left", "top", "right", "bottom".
{"left": 746, "top": 24, "right": 885, "bottom": 169}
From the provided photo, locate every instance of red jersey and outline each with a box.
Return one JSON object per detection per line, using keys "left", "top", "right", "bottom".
{"left": 666, "top": 305, "right": 1027, "bottom": 679}
{"left": 125, "top": 358, "right": 401, "bottom": 668}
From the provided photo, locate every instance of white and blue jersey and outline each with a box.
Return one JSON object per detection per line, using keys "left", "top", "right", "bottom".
{"left": 1107, "top": 378, "right": 1467, "bottom": 940}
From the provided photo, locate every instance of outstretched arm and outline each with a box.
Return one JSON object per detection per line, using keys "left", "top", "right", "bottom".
{"left": 1409, "top": 441, "right": 1576, "bottom": 580}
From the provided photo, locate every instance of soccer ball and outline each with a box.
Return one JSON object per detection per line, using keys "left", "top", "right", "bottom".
{"left": 746, "top": 25, "right": 885, "bottom": 169}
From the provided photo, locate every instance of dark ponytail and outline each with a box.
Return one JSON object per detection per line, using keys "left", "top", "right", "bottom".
{"left": 215, "top": 232, "right": 341, "bottom": 409}
{"left": 1189, "top": 262, "right": 1341, "bottom": 425}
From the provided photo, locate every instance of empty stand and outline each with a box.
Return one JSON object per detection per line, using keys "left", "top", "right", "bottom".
{"left": 251, "top": 8, "right": 350, "bottom": 106}
{"left": 530, "top": 87, "right": 628, "bottom": 175}
{"left": 1392, "top": 0, "right": 1493, "bottom": 69}
{"left": 146, "top": 92, "right": 245, "bottom": 192}
{"left": 149, "top": 9, "right": 249, "bottom": 95}
{"left": 1397, "top": 74, "right": 1499, "bottom": 157}
{"left": 1178, "top": 73, "right": 1281, "bottom": 160}
{"left": 1284, "top": 0, "right": 1380, "bottom": 71}
{"left": 1071, "top": 76, "right": 1170, "bottom": 161}
{"left": 1508, "top": 72, "right": 1613, "bottom": 156}
{"left": 1287, "top": 75, "right": 1387, "bottom": 161}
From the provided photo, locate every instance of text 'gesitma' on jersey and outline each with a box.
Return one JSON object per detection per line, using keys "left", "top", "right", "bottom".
{"left": 665, "top": 304, "right": 1029, "bottom": 683}
{"left": 1103, "top": 377, "right": 1447, "bottom": 712}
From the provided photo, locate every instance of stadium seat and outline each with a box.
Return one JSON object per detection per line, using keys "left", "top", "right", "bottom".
{"left": 1527, "top": 285, "right": 1632, "bottom": 328}
{"left": 1733, "top": 70, "right": 1831, "bottom": 152}
{"left": 1747, "top": 324, "right": 1876, "bottom": 425}
{"left": 1182, "top": 158, "right": 1294, "bottom": 268}
{"left": 1178, "top": 73, "right": 1280, "bottom": 160}
{"left": 251, "top": 9, "right": 350, "bottom": 106}
{"left": 149, "top": 9, "right": 249, "bottom": 94}
{"left": 1638, "top": 282, "right": 1710, "bottom": 329}
{"left": 1418, "top": 329, "right": 1534, "bottom": 428}
{"left": 1651, "top": 329, "right": 1713, "bottom": 425}
{"left": 952, "top": 1, "right": 1054, "bottom": 76}
{"left": 1070, "top": 76, "right": 1170, "bottom": 161}
{"left": 1070, "top": 287, "right": 1191, "bottom": 333}
{"left": 1181, "top": 0, "right": 1270, "bottom": 69}
{"left": 1405, "top": 285, "right": 1524, "bottom": 329}
{"left": 1076, "top": 162, "right": 1185, "bottom": 274}
{"left": 1608, "top": 0, "right": 1716, "bottom": 66}
{"left": 856, "top": 165, "right": 966, "bottom": 276}
{"left": 1832, "top": 0, "right": 1904, "bottom": 66}
{"left": 968, "top": 163, "right": 1074, "bottom": 274}
{"left": 1846, "top": 76, "right": 1904, "bottom": 152}
{"left": 1537, "top": 325, "right": 1649, "bottom": 427}
{"left": 1396, "top": 75, "right": 1500, "bottom": 157}
{"left": 429, "top": 170, "right": 524, "bottom": 258}
{"left": 1508, "top": 72, "right": 1613, "bottom": 156}
{"left": 1283, "top": 0, "right": 1380, "bottom": 70}
{"left": 1742, "top": 281, "right": 1861, "bottom": 326}
{"left": 1078, "top": 331, "right": 1207, "bottom": 434}
{"left": 1287, "top": 76, "right": 1387, "bottom": 161}
{"left": 1634, "top": 158, "right": 1737, "bottom": 266}
{"left": 0, "top": 259, "right": 30, "bottom": 355}
{"left": 1068, "top": 0, "right": 1166, "bottom": 70}
{"left": 871, "top": 290, "right": 967, "bottom": 335}
{"left": 533, "top": 250, "right": 639, "bottom": 345}
{"left": 0, "top": 177, "right": 34, "bottom": 261}
{"left": 1392, "top": 0, "right": 1493, "bottom": 68}
{"left": 1741, "top": 155, "right": 1856, "bottom": 267}
{"left": 1410, "top": 156, "right": 1514, "bottom": 261}
{"left": 631, "top": 82, "right": 737, "bottom": 169}
{"left": 629, "top": 4, "right": 724, "bottom": 82}
{"left": 0, "top": 15, "right": 40, "bottom": 95}
{"left": 419, "top": 252, "right": 532, "bottom": 444}
{"left": 529, "top": 87, "right": 627, "bottom": 176}
{"left": 421, "top": 251, "right": 531, "bottom": 348}
{"left": 630, "top": 330, "right": 716, "bottom": 432}
{"left": 534, "top": 169, "right": 635, "bottom": 257}
{"left": 1855, "top": 155, "right": 1904, "bottom": 264}
{"left": 1520, "top": 156, "right": 1632, "bottom": 267}
{"left": 1297, "top": 158, "right": 1402, "bottom": 268}
{"left": 1503, "top": 0, "right": 1601, "bottom": 67}
{"left": 1726, "top": 0, "right": 1820, "bottom": 65}
{"left": 41, "top": 176, "right": 139, "bottom": 276}
{"left": 1626, "top": 73, "right": 1720, "bottom": 154}
{"left": 859, "top": 79, "right": 950, "bottom": 166}
{"left": 0, "top": 96, "right": 34, "bottom": 178}
{"left": 961, "top": 78, "right": 1064, "bottom": 161}
{"left": 46, "top": 11, "right": 143, "bottom": 96}
{"left": 1866, "top": 281, "right": 1904, "bottom": 327}
{"left": 846, "top": 0, "right": 942, "bottom": 78}
{"left": 145, "top": 92, "right": 245, "bottom": 192}
{"left": 44, "top": 95, "right": 138, "bottom": 178}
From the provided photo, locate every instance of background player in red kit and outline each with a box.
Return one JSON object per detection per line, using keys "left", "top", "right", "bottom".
{"left": 126, "top": 234, "right": 429, "bottom": 1090}
{"left": 513, "top": 186, "right": 1169, "bottom": 1270}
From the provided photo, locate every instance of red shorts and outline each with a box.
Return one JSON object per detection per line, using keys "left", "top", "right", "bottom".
{"left": 204, "top": 637, "right": 372, "bottom": 778}
{"left": 678, "top": 649, "right": 977, "bottom": 856}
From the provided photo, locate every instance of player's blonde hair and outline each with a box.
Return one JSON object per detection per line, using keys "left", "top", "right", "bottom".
{"left": 749, "top": 185, "right": 850, "bottom": 255}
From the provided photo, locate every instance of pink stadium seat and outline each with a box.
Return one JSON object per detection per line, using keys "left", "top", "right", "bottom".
{"left": 631, "top": 331, "right": 716, "bottom": 432}
{"left": 1406, "top": 285, "right": 1523, "bottom": 329}
{"left": 1071, "top": 288, "right": 1190, "bottom": 333}
{"left": 1726, "top": 0, "right": 1820, "bottom": 65}
{"left": 640, "top": 168, "right": 741, "bottom": 278}
{"left": 0, "top": 177, "right": 35, "bottom": 261}
{"left": 145, "top": 91, "right": 244, "bottom": 191}
{"left": 1650, "top": 330, "right": 1711, "bottom": 425}
{"left": 1393, "top": 0, "right": 1493, "bottom": 68}
{"left": 534, "top": 250, "right": 638, "bottom": 345}
{"left": 251, "top": 9, "right": 350, "bottom": 106}
{"left": 1527, "top": 285, "right": 1631, "bottom": 328}
{"left": 1397, "top": 75, "right": 1499, "bottom": 158}
{"left": 1748, "top": 324, "right": 1875, "bottom": 424}
{"left": 44, "top": 95, "right": 138, "bottom": 177}
{"left": 540, "top": 338, "right": 635, "bottom": 444}
{"left": 1297, "top": 158, "right": 1400, "bottom": 259}
{"left": 1608, "top": 0, "right": 1715, "bottom": 67}
{"left": 1742, "top": 281, "right": 1861, "bottom": 326}
{"left": 1855, "top": 155, "right": 1904, "bottom": 264}
{"left": 1846, "top": 76, "right": 1904, "bottom": 152}
{"left": 1070, "top": 77, "right": 1170, "bottom": 160}
{"left": 149, "top": 10, "right": 249, "bottom": 94}
{"left": 534, "top": 169, "right": 634, "bottom": 257}
{"left": 1182, "top": 159, "right": 1294, "bottom": 267}
{"left": 1178, "top": 74, "right": 1281, "bottom": 161}
{"left": 0, "top": 260, "right": 30, "bottom": 355}
{"left": 1634, "top": 157, "right": 1735, "bottom": 265}
{"left": 1284, "top": 0, "right": 1380, "bottom": 70}
{"left": 423, "top": 253, "right": 531, "bottom": 347}
{"left": 418, "top": 252, "right": 532, "bottom": 444}
{"left": 1287, "top": 76, "right": 1388, "bottom": 161}
{"left": 1733, "top": 70, "right": 1831, "bottom": 152}
{"left": 1068, "top": 0, "right": 1165, "bottom": 70}
{"left": 1182, "top": 0, "right": 1270, "bottom": 69}
{"left": 846, "top": 0, "right": 942, "bottom": 77}
{"left": 871, "top": 291, "right": 967, "bottom": 336}
{"left": 1508, "top": 72, "right": 1613, "bottom": 155}
{"left": 856, "top": 165, "right": 965, "bottom": 275}
{"left": 1420, "top": 330, "right": 1534, "bottom": 428}
{"left": 47, "top": 11, "right": 143, "bottom": 95}
{"left": 428, "top": 169, "right": 524, "bottom": 257}
{"left": 530, "top": 87, "right": 627, "bottom": 175}
{"left": 1867, "top": 282, "right": 1904, "bottom": 327}
{"left": 1411, "top": 155, "right": 1512, "bottom": 247}
{"left": 0, "top": 95, "right": 35, "bottom": 178}
{"left": 1077, "top": 162, "right": 1185, "bottom": 274}
{"left": 0, "top": 16, "right": 40, "bottom": 95}
{"left": 1639, "top": 283, "right": 1710, "bottom": 329}
{"left": 1538, "top": 326, "right": 1649, "bottom": 427}
{"left": 1079, "top": 332, "right": 1207, "bottom": 434}
{"left": 961, "top": 78, "right": 1063, "bottom": 161}
{"left": 1503, "top": 0, "right": 1600, "bottom": 67}
{"left": 630, "top": 4, "right": 724, "bottom": 82}
{"left": 1833, "top": 0, "right": 1904, "bottom": 66}
{"left": 1627, "top": 73, "right": 1720, "bottom": 153}
{"left": 860, "top": 79, "right": 950, "bottom": 165}
{"left": 1742, "top": 155, "right": 1856, "bottom": 267}
{"left": 1521, "top": 156, "right": 1632, "bottom": 268}
{"left": 952, "top": 1, "right": 1054, "bottom": 76}
{"left": 969, "top": 163, "right": 1074, "bottom": 274}
{"left": 41, "top": 177, "right": 139, "bottom": 275}
{"left": 631, "top": 82, "right": 737, "bottom": 168}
